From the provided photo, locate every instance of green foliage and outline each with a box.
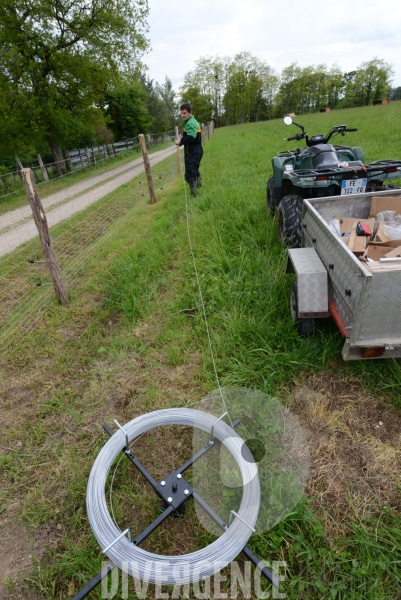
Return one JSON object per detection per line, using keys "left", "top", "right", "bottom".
{"left": 0, "top": 0, "right": 149, "bottom": 159}
{"left": 105, "top": 81, "right": 153, "bottom": 141}
{"left": 180, "top": 85, "right": 215, "bottom": 123}
{"left": 181, "top": 52, "right": 279, "bottom": 125}
{"left": 223, "top": 52, "right": 276, "bottom": 124}
{"left": 155, "top": 77, "right": 178, "bottom": 130}
{"left": 145, "top": 76, "right": 178, "bottom": 133}
{"left": 340, "top": 58, "right": 394, "bottom": 107}
{"left": 276, "top": 63, "right": 344, "bottom": 115}
{"left": 390, "top": 87, "right": 401, "bottom": 101}
{"left": 182, "top": 54, "right": 395, "bottom": 123}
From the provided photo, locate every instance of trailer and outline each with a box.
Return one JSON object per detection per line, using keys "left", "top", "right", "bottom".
{"left": 286, "top": 189, "right": 401, "bottom": 360}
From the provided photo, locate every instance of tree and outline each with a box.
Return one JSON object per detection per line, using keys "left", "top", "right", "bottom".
{"left": 224, "top": 66, "right": 263, "bottom": 124}
{"left": 144, "top": 76, "right": 178, "bottom": 133}
{"left": 179, "top": 86, "right": 214, "bottom": 123}
{"left": 181, "top": 55, "right": 227, "bottom": 125}
{"left": 353, "top": 58, "right": 394, "bottom": 105}
{"left": 275, "top": 63, "right": 303, "bottom": 115}
{"left": 389, "top": 86, "right": 401, "bottom": 101}
{"left": 155, "top": 77, "right": 178, "bottom": 131}
{"left": 0, "top": 0, "right": 149, "bottom": 173}
{"left": 324, "top": 64, "right": 344, "bottom": 108}
{"left": 105, "top": 81, "right": 153, "bottom": 141}
{"left": 341, "top": 59, "right": 394, "bottom": 107}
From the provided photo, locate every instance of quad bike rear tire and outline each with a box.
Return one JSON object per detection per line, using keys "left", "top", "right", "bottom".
{"left": 290, "top": 281, "right": 315, "bottom": 337}
{"left": 266, "top": 177, "right": 276, "bottom": 214}
{"left": 277, "top": 194, "right": 303, "bottom": 248}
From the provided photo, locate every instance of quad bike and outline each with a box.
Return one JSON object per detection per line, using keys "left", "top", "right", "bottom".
{"left": 267, "top": 116, "right": 401, "bottom": 247}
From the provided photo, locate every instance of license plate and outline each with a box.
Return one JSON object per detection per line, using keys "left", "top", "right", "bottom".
{"left": 341, "top": 178, "right": 367, "bottom": 195}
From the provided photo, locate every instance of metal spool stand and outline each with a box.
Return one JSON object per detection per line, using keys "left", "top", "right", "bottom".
{"left": 72, "top": 417, "right": 279, "bottom": 599}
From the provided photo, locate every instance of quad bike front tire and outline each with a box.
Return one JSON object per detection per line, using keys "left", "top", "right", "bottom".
{"left": 290, "top": 281, "right": 315, "bottom": 337}
{"left": 266, "top": 177, "right": 277, "bottom": 214}
{"left": 277, "top": 194, "right": 303, "bottom": 248}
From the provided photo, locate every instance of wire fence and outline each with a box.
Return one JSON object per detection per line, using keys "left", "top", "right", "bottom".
{"left": 0, "top": 130, "right": 179, "bottom": 203}
{"left": 0, "top": 123, "right": 215, "bottom": 358}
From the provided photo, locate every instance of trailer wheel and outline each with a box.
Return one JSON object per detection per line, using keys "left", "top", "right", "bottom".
{"left": 266, "top": 177, "right": 277, "bottom": 214}
{"left": 290, "top": 281, "right": 315, "bottom": 337}
{"left": 277, "top": 194, "right": 303, "bottom": 248}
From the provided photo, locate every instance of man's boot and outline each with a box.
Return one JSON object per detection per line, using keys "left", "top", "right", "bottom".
{"left": 189, "top": 180, "right": 197, "bottom": 198}
{"left": 197, "top": 174, "right": 203, "bottom": 188}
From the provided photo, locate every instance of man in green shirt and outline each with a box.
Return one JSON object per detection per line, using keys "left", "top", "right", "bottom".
{"left": 175, "top": 102, "right": 203, "bottom": 197}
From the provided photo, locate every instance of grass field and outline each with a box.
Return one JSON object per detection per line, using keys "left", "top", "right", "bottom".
{"left": 1, "top": 103, "right": 401, "bottom": 599}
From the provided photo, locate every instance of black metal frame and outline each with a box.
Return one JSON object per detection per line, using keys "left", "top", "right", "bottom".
{"left": 286, "top": 160, "right": 401, "bottom": 181}
{"left": 72, "top": 419, "right": 279, "bottom": 599}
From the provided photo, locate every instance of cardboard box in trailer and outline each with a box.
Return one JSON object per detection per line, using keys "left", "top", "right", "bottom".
{"left": 286, "top": 189, "right": 401, "bottom": 360}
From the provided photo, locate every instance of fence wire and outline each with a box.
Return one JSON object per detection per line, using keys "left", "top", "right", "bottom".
{"left": 0, "top": 130, "right": 178, "bottom": 203}
{"left": 0, "top": 124, "right": 214, "bottom": 358}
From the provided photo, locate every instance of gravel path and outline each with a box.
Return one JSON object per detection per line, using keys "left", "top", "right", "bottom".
{"left": 0, "top": 145, "right": 179, "bottom": 258}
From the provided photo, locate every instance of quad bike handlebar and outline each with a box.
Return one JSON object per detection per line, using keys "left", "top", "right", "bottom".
{"left": 284, "top": 132, "right": 306, "bottom": 142}
{"left": 283, "top": 116, "right": 358, "bottom": 147}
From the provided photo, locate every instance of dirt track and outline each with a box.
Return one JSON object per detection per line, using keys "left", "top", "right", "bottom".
{"left": 0, "top": 145, "right": 179, "bottom": 258}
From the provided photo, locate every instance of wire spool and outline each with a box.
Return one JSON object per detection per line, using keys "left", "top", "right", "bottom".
{"left": 86, "top": 408, "right": 260, "bottom": 585}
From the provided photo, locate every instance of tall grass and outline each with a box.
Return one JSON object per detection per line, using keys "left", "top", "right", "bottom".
{"left": 2, "top": 104, "right": 401, "bottom": 599}
{"left": 99, "top": 105, "right": 401, "bottom": 597}
{"left": 108, "top": 103, "right": 401, "bottom": 400}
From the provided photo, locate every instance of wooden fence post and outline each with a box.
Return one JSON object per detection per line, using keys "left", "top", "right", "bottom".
{"left": 65, "top": 150, "right": 73, "bottom": 172}
{"left": 37, "top": 154, "right": 49, "bottom": 182}
{"left": 20, "top": 169, "right": 68, "bottom": 305}
{"left": 91, "top": 147, "right": 97, "bottom": 165}
{"left": 175, "top": 126, "right": 182, "bottom": 174}
{"left": 201, "top": 123, "right": 206, "bottom": 145}
{"left": 138, "top": 134, "right": 156, "bottom": 204}
{"left": 85, "top": 147, "right": 91, "bottom": 166}
{"left": 15, "top": 156, "right": 24, "bottom": 180}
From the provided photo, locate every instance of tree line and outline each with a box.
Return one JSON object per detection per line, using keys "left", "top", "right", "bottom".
{"left": 179, "top": 53, "right": 398, "bottom": 126}
{"left": 0, "top": 0, "right": 399, "bottom": 173}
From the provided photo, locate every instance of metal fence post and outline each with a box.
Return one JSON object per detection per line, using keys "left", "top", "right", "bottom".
{"left": 37, "top": 154, "right": 49, "bottom": 182}
{"left": 175, "top": 126, "right": 182, "bottom": 174}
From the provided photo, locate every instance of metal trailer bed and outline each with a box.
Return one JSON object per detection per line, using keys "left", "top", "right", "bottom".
{"left": 286, "top": 189, "right": 401, "bottom": 360}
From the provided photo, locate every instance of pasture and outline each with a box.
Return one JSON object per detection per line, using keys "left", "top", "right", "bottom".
{"left": 1, "top": 102, "right": 401, "bottom": 599}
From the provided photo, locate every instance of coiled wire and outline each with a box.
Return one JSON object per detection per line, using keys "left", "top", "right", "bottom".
{"left": 86, "top": 408, "right": 260, "bottom": 585}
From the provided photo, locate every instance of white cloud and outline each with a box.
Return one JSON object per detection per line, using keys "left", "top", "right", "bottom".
{"left": 145, "top": 0, "right": 401, "bottom": 89}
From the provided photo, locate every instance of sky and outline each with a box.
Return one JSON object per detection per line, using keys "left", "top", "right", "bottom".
{"left": 145, "top": 0, "right": 401, "bottom": 91}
